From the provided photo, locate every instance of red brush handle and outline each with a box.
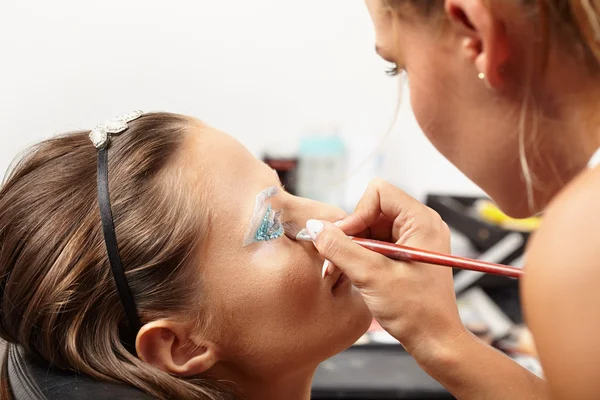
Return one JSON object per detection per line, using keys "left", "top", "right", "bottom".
{"left": 351, "top": 237, "right": 523, "bottom": 279}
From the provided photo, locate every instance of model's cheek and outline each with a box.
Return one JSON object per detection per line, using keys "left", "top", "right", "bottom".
{"left": 250, "top": 242, "right": 322, "bottom": 301}
{"left": 248, "top": 240, "right": 301, "bottom": 277}
{"left": 249, "top": 241, "right": 280, "bottom": 267}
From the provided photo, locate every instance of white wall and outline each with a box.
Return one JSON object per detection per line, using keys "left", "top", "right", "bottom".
{"left": 0, "top": 0, "right": 483, "bottom": 205}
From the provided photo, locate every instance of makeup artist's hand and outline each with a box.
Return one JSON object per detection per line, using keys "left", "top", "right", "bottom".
{"left": 308, "top": 179, "right": 467, "bottom": 358}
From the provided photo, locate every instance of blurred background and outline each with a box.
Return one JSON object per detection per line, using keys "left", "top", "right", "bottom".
{"left": 0, "top": 1, "right": 539, "bottom": 399}
{"left": 0, "top": 0, "right": 483, "bottom": 205}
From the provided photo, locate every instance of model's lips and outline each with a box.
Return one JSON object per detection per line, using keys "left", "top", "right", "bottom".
{"left": 322, "top": 261, "right": 350, "bottom": 291}
{"left": 331, "top": 271, "right": 348, "bottom": 291}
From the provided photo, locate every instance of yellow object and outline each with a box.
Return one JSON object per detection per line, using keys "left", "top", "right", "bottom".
{"left": 476, "top": 200, "right": 540, "bottom": 232}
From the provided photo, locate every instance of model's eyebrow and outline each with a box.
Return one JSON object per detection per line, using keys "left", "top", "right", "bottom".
{"left": 246, "top": 165, "right": 284, "bottom": 229}
{"left": 269, "top": 167, "right": 284, "bottom": 187}
{"left": 252, "top": 186, "right": 280, "bottom": 218}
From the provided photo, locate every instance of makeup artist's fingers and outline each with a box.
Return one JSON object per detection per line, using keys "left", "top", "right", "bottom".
{"left": 337, "top": 178, "right": 419, "bottom": 234}
{"left": 306, "top": 220, "right": 391, "bottom": 289}
{"left": 338, "top": 179, "right": 449, "bottom": 251}
{"left": 307, "top": 218, "right": 464, "bottom": 352}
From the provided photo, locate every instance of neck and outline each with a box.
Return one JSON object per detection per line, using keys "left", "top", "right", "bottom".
{"left": 530, "top": 52, "right": 600, "bottom": 207}
{"left": 242, "top": 369, "right": 315, "bottom": 400}
{"left": 549, "top": 47, "right": 600, "bottom": 163}
{"left": 211, "top": 363, "right": 317, "bottom": 400}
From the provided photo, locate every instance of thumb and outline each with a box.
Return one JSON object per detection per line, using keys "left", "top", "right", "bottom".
{"left": 306, "top": 219, "right": 389, "bottom": 289}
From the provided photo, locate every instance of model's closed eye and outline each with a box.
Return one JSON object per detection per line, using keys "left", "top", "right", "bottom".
{"left": 243, "top": 185, "right": 285, "bottom": 246}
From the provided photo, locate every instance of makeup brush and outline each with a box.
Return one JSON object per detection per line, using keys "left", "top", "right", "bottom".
{"left": 294, "top": 229, "right": 523, "bottom": 279}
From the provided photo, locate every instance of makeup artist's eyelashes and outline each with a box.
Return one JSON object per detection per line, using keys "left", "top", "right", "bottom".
{"left": 385, "top": 64, "right": 399, "bottom": 77}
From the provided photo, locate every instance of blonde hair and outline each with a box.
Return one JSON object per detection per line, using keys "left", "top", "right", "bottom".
{"left": 573, "top": 0, "right": 600, "bottom": 60}
{"left": 385, "top": 0, "right": 600, "bottom": 62}
{"left": 386, "top": 0, "right": 600, "bottom": 213}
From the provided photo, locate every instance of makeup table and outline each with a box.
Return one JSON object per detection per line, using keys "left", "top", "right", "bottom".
{"left": 311, "top": 283, "right": 523, "bottom": 400}
{"left": 311, "top": 345, "right": 454, "bottom": 399}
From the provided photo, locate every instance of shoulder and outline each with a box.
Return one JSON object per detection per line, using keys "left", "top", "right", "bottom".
{"left": 523, "top": 167, "right": 600, "bottom": 398}
{"left": 526, "top": 165, "right": 600, "bottom": 283}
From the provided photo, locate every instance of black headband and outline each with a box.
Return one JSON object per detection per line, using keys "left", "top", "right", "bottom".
{"left": 90, "top": 111, "right": 144, "bottom": 352}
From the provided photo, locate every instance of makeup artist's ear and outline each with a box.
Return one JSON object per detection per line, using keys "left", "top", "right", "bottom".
{"left": 136, "top": 320, "right": 219, "bottom": 376}
{"left": 445, "top": 0, "right": 511, "bottom": 89}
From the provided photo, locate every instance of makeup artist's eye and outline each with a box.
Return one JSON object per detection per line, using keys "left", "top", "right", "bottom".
{"left": 252, "top": 205, "right": 284, "bottom": 242}
{"left": 385, "top": 64, "right": 399, "bottom": 77}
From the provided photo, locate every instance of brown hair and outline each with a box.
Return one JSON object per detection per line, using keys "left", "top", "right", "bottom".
{"left": 0, "top": 112, "right": 235, "bottom": 399}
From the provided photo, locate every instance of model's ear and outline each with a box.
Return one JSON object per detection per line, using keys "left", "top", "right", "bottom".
{"left": 136, "top": 320, "right": 219, "bottom": 376}
{"left": 446, "top": 0, "right": 512, "bottom": 89}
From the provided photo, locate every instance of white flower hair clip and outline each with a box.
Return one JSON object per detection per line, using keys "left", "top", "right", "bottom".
{"left": 89, "top": 110, "right": 144, "bottom": 149}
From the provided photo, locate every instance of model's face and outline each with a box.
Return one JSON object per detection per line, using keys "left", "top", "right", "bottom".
{"left": 184, "top": 124, "right": 372, "bottom": 377}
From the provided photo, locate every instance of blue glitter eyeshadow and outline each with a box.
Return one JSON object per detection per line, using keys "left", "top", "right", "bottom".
{"left": 254, "top": 205, "right": 284, "bottom": 242}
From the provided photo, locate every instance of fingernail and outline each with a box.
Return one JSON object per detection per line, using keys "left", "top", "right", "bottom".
{"left": 322, "top": 260, "right": 333, "bottom": 279}
{"left": 295, "top": 228, "right": 312, "bottom": 242}
{"left": 306, "top": 220, "right": 324, "bottom": 240}
{"left": 333, "top": 220, "right": 344, "bottom": 227}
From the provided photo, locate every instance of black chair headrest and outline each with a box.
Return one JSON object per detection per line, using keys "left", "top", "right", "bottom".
{"left": 6, "top": 344, "right": 153, "bottom": 400}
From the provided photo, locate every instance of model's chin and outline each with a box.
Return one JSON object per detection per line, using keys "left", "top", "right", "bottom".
{"left": 324, "top": 292, "right": 372, "bottom": 358}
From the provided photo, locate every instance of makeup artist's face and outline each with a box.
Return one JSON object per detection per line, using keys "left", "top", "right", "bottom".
{"left": 185, "top": 123, "right": 372, "bottom": 377}
{"left": 365, "top": 0, "right": 540, "bottom": 217}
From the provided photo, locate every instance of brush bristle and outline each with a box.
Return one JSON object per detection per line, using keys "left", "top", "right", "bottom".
{"left": 283, "top": 221, "right": 300, "bottom": 239}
